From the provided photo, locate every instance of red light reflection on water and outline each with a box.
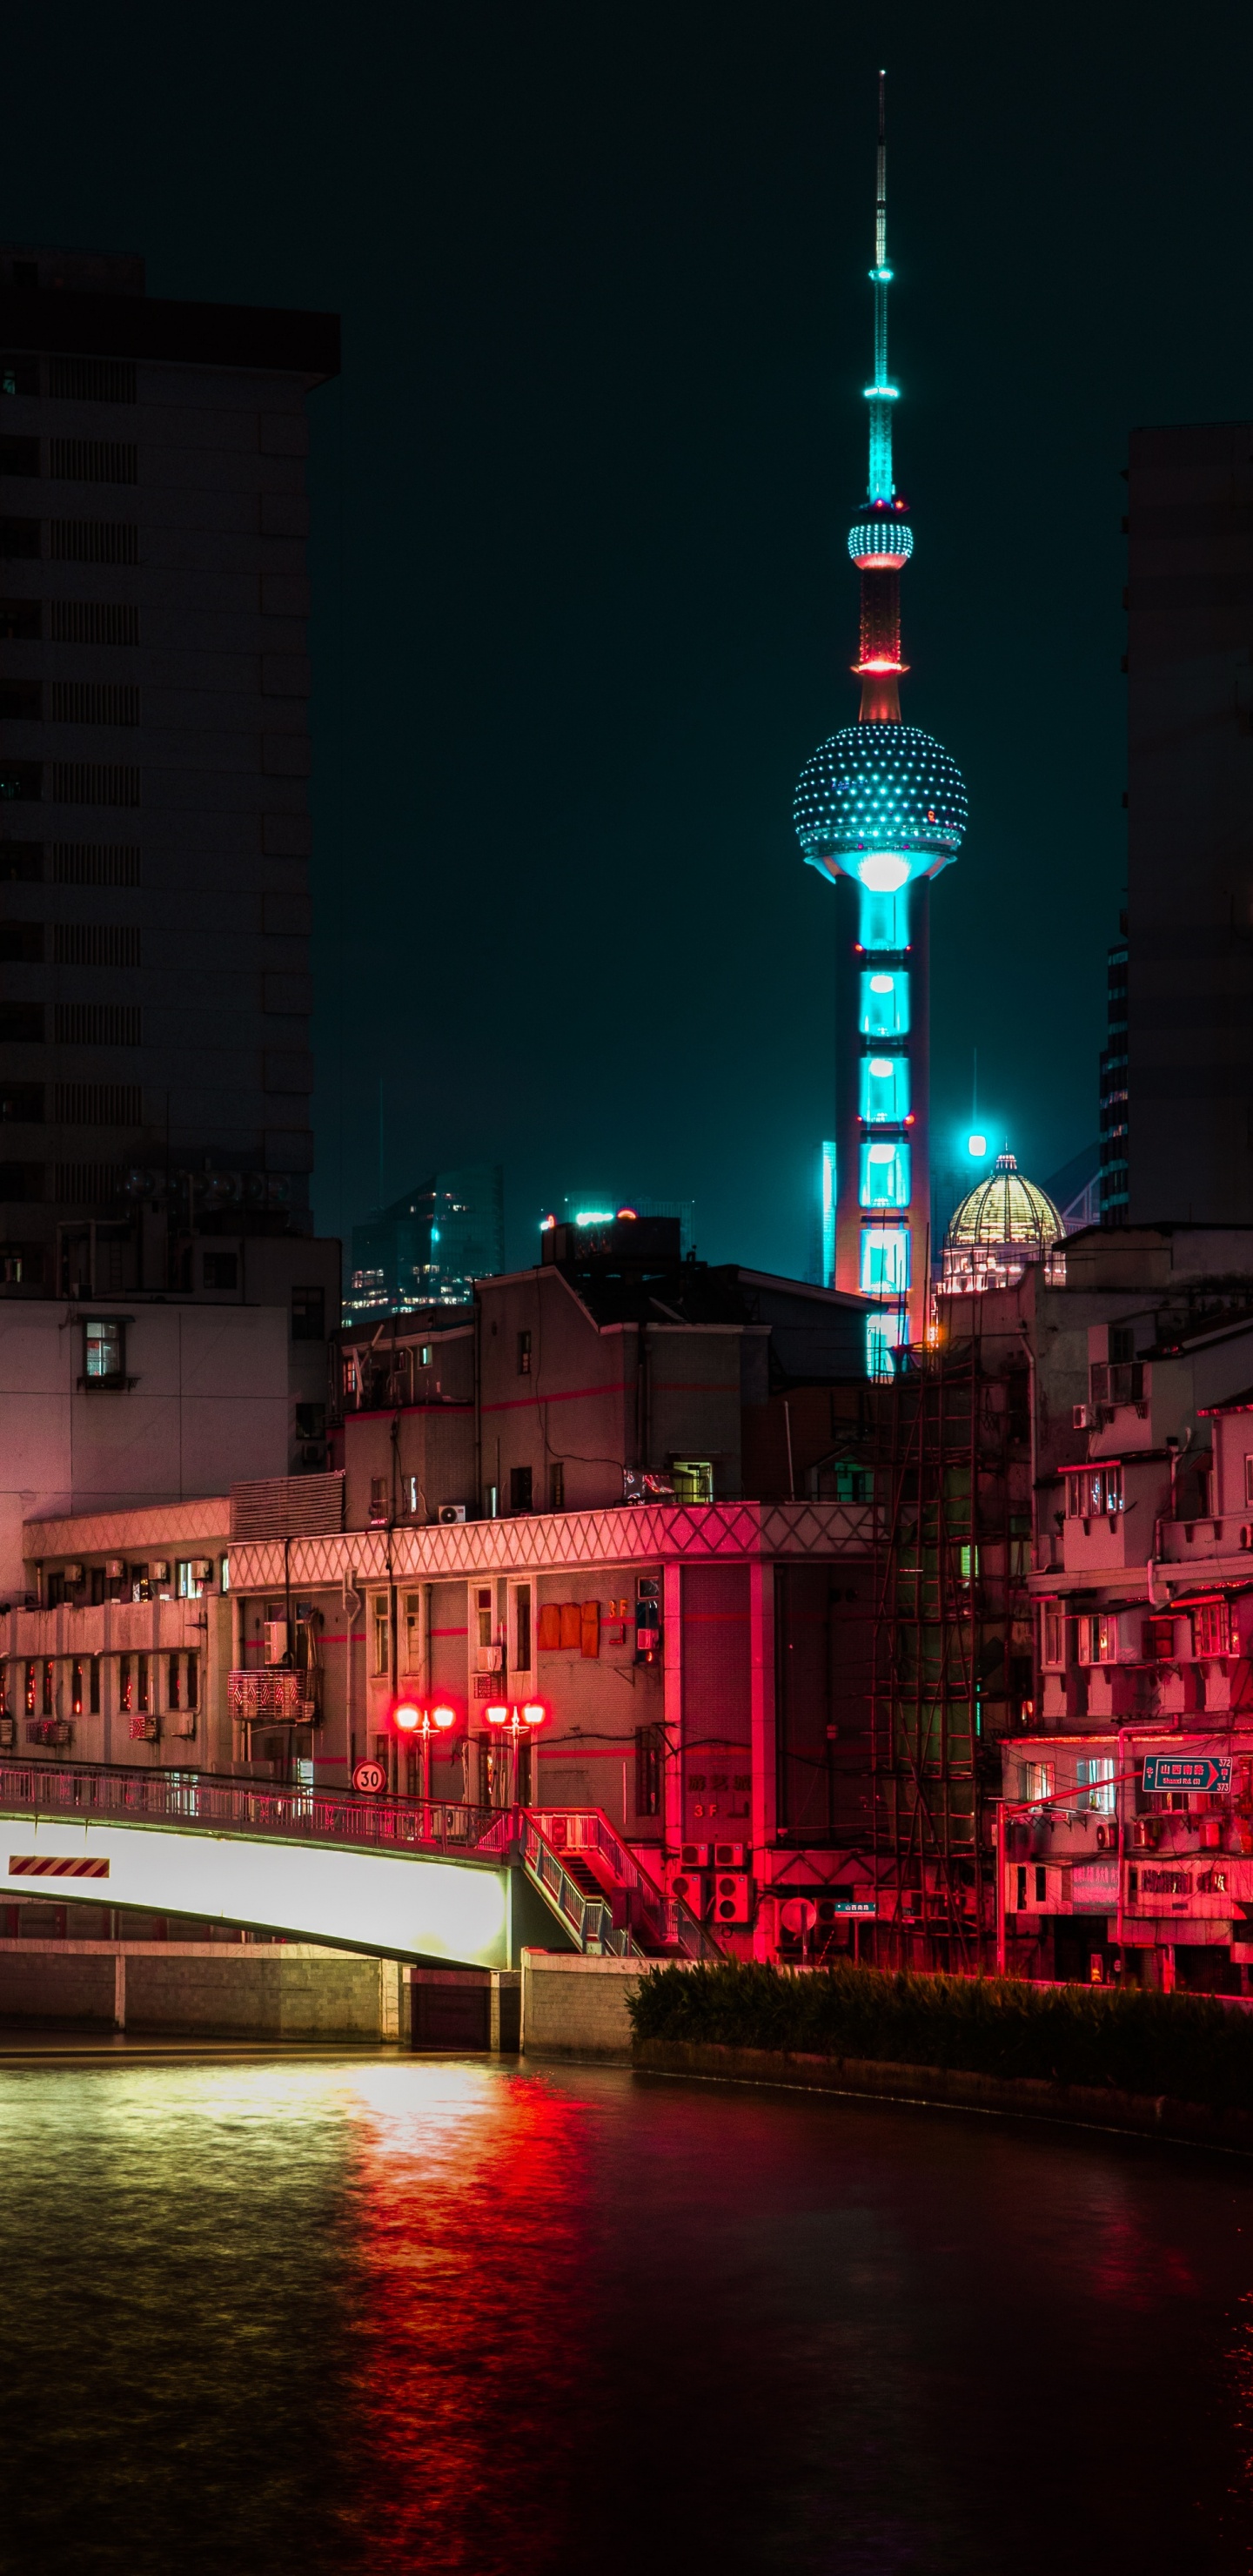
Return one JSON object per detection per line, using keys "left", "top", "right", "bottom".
{"left": 337, "top": 2064, "right": 592, "bottom": 2573}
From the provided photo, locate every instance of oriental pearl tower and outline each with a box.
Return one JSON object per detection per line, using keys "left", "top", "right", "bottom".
{"left": 794, "top": 73, "right": 967, "bottom": 1365}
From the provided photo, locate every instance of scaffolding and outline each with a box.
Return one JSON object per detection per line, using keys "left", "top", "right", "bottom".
{"left": 864, "top": 1308, "right": 1034, "bottom": 1968}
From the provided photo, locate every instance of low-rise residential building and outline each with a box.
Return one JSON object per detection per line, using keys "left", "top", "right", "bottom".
{"left": 939, "top": 1221, "right": 1253, "bottom": 1987}
{"left": 7, "top": 1221, "right": 880, "bottom": 1961}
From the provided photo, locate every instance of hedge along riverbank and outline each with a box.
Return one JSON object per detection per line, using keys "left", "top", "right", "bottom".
{"left": 626, "top": 1962, "right": 1253, "bottom": 2115}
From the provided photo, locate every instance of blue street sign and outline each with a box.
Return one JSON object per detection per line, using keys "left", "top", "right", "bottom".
{"left": 1142, "top": 1754, "right": 1231, "bottom": 1795}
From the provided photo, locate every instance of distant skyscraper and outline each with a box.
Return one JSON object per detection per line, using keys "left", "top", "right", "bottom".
{"left": 346, "top": 1164, "right": 505, "bottom": 1322}
{"left": 793, "top": 79, "right": 967, "bottom": 1363}
{"left": 0, "top": 241, "right": 338, "bottom": 1298}
{"left": 1122, "top": 423, "right": 1253, "bottom": 1224}
{"left": 807, "top": 1142, "right": 835, "bottom": 1287}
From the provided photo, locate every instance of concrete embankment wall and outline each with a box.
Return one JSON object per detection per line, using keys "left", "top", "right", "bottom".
{"left": 0, "top": 1942, "right": 406, "bottom": 2041}
{"left": 521, "top": 1949, "right": 638, "bottom": 2060}
{"left": 633, "top": 2038, "right": 1253, "bottom": 2153}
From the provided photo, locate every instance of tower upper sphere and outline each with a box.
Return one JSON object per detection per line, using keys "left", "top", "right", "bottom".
{"left": 794, "top": 722, "right": 967, "bottom": 890}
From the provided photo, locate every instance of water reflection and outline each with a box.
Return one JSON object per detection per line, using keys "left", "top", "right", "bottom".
{"left": 0, "top": 2058, "right": 1249, "bottom": 2574}
{"left": 341, "top": 2063, "right": 590, "bottom": 2571}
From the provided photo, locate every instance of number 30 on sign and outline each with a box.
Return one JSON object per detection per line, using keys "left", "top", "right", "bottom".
{"left": 352, "top": 1758, "right": 387, "bottom": 1794}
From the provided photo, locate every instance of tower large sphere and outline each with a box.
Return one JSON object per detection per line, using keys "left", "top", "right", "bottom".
{"left": 794, "top": 722, "right": 968, "bottom": 889}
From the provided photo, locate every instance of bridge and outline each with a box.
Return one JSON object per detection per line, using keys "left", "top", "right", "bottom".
{"left": 0, "top": 1761, "right": 713, "bottom": 1969}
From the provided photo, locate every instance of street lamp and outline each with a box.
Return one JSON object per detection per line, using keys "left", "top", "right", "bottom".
{"left": 484, "top": 1699, "right": 547, "bottom": 1806}
{"left": 393, "top": 1698, "right": 457, "bottom": 1799}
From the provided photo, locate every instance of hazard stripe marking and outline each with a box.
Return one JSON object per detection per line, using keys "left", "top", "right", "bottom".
{"left": 8, "top": 1857, "right": 110, "bottom": 1879}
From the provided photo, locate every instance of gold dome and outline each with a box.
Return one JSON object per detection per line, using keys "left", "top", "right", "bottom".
{"left": 941, "top": 1151, "right": 1064, "bottom": 1292}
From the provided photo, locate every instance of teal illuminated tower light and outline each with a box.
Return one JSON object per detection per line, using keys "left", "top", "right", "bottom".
{"left": 794, "top": 73, "right": 967, "bottom": 1367}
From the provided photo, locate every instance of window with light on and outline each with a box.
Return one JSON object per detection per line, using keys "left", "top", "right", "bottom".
{"left": 859, "top": 1052, "right": 910, "bottom": 1124}
{"left": 860, "top": 1140, "right": 910, "bottom": 1208}
{"left": 83, "top": 1318, "right": 124, "bottom": 1383}
{"left": 859, "top": 970, "right": 910, "bottom": 1036}
{"left": 860, "top": 1226, "right": 909, "bottom": 1296}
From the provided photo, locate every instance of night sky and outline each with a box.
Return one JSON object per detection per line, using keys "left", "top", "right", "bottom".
{"left": 3, "top": 0, "right": 1251, "bottom": 1275}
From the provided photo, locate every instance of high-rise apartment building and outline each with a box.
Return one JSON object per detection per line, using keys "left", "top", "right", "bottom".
{"left": 0, "top": 240, "right": 338, "bottom": 1297}
{"left": 1123, "top": 421, "right": 1253, "bottom": 1224}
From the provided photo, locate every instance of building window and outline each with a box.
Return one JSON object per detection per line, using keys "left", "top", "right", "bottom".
{"left": 203, "top": 1252, "right": 238, "bottom": 1290}
{"left": 119, "top": 1657, "right": 133, "bottom": 1714}
{"left": 518, "top": 1330, "right": 532, "bottom": 1377}
{"left": 137, "top": 1654, "right": 149, "bottom": 1714}
{"left": 186, "top": 1654, "right": 198, "bottom": 1710}
{"left": 71, "top": 1660, "right": 85, "bottom": 1717}
{"left": 1245, "top": 1453, "right": 1253, "bottom": 1508}
{"left": 671, "top": 1459, "right": 714, "bottom": 1505}
{"left": 176, "top": 1560, "right": 209, "bottom": 1600}
{"left": 291, "top": 1285, "right": 325, "bottom": 1342}
{"left": 548, "top": 1461, "right": 565, "bottom": 1512}
{"left": 634, "top": 1723, "right": 663, "bottom": 1818}
{"left": 368, "top": 1477, "right": 388, "bottom": 1527}
{"left": 1194, "top": 1600, "right": 1235, "bottom": 1659}
{"left": 372, "top": 1596, "right": 390, "bottom": 1677}
{"left": 404, "top": 1592, "right": 423, "bottom": 1674}
{"left": 83, "top": 1316, "right": 125, "bottom": 1385}
{"left": 1077, "top": 1756, "right": 1116, "bottom": 1815}
{"left": 513, "top": 1586, "right": 532, "bottom": 1674}
{"left": 90, "top": 1657, "right": 100, "bottom": 1714}
{"left": 23, "top": 1662, "right": 35, "bottom": 1715}
{"left": 41, "top": 1660, "right": 53, "bottom": 1717}
{"left": 1034, "top": 1864, "right": 1047, "bottom": 1904}
{"left": 168, "top": 1654, "right": 182, "bottom": 1710}
{"left": 510, "top": 1466, "right": 533, "bottom": 1514}
{"left": 1066, "top": 1465, "right": 1122, "bottom": 1519}
{"left": 1023, "top": 1761, "right": 1055, "bottom": 1808}
{"left": 1042, "top": 1607, "right": 1065, "bottom": 1667}
{"left": 475, "top": 1586, "right": 493, "bottom": 1653}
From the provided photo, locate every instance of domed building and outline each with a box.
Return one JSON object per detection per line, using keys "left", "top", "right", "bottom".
{"left": 941, "top": 1152, "right": 1066, "bottom": 1294}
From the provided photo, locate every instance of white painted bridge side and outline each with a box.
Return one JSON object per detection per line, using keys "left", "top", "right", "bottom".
{"left": 0, "top": 1812, "right": 513, "bottom": 1968}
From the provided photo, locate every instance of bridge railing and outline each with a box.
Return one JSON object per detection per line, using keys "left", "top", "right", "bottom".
{"left": 0, "top": 1759, "right": 506, "bottom": 1862}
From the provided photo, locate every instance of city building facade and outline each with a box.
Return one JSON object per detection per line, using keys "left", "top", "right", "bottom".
{"left": 1122, "top": 421, "right": 1253, "bottom": 1225}
{"left": 0, "top": 239, "right": 338, "bottom": 1294}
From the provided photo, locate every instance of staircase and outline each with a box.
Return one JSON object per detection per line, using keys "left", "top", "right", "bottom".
{"left": 518, "top": 1808, "right": 724, "bottom": 1960}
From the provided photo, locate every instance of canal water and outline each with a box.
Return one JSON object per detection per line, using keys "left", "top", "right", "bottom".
{"left": 1, "top": 2055, "right": 1252, "bottom": 2574}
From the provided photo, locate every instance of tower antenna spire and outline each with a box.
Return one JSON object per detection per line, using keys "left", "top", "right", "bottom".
{"left": 867, "top": 67, "right": 895, "bottom": 506}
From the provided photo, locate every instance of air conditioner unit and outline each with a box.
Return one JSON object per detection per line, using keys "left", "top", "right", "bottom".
{"left": 0, "top": 1717, "right": 13, "bottom": 1749}
{"left": 438, "top": 1503, "right": 467, "bottom": 1526}
{"left": 712, "top": 1870, "right": 752, "bottom": 1923}
{"left": 1095, "top": 1821, "right": 1116, "bottom": 1852}
{"left": 1073, "top": 1404, "right": 1091, "bottom": 1431}
{"left": 128, "top": 1715, "right": 158, "bottom": 1741}
{"left": 62, "top": 1564, "right": 83, "bottom": 1586}
{"left": 171, "top": 1712, "right": 197, "bottom": 1739}
{"left": 679, "top": 1841, "right": 710, "bottom": 1868}
{"left": 670, "top": 1869, "right": 707, "bottom": 1915}
{"left": 151, "top": 1560, "right": 170, "bottom": 1582}
{"left": 713, "top": 1841, "right": 746, "bottom": 1868}
{"left": 191, "top": 1560, "right": 212, "bottom": 1580}
{"left": 264, "top": 1620, "right": 289, "bottom": 1667}
{"left": 475, "top": 1646, "right": 504, "bottom": 1674}
{"left": 105, "top": 1559, "right": 124, "bottom": 1579}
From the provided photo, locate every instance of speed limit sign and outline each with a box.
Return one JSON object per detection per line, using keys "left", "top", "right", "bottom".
{"left": 352, "top": 1758, "right": 387, "bottom": 1794}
